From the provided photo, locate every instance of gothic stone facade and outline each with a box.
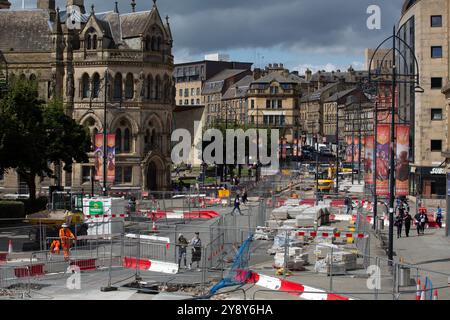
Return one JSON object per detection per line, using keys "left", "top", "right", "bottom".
{"left": 0, "top": 1, "right": 174, "bottom": 194}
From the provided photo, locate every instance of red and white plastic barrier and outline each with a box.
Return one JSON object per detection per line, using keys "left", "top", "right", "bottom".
{"left": 123, "top": 257, "right": 178, "bottom": 274}
{"left": 296, "top": 230, "right": 368, "bottom": 239}
{"left": 138, "top": 210, "right": 220, "bottom": 220}
{"left": 242, "top": 271, "right": 352, "bottom": 300}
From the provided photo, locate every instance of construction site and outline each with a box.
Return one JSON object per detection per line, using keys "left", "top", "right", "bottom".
{"left": 1, "top": 168, "right": 448, "bottom": 301}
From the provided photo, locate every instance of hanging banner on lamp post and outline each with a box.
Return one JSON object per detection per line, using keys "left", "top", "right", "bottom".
{"left": 346, "top": 136, "right": 352, "bottom": 163}
{"left": 395, "top": 125, "right": 410, "bottom": 196}
{"left": 376, "top": 124, "right": 390, "bottom": 196}
{"left": 94, "top": 134, "right": 116, "bottom": 182}
{"left": 364, "top": 135, "right": 374, "bottom": 185}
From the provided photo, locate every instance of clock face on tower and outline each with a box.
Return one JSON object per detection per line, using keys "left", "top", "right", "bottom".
{"left": 66, "top": 5, "right": 82, "bottom": 30}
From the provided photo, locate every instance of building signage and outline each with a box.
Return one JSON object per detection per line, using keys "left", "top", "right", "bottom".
{"left": 417, "top": 167, "right": 446, "bottom": 175}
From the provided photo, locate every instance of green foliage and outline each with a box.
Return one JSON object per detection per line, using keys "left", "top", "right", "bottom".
{"left": 18, "top": 196, "right": 48, "bottom": 215}
{"left": 0, "top": 79, "right": 91, "bottom": 200}
{"left": 0, "top": 201, "right": 25, "bottom": 219}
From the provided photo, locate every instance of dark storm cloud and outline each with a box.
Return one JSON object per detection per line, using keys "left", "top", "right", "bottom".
{"left": 13, "top": 0, "right": 404, "bottom": 54}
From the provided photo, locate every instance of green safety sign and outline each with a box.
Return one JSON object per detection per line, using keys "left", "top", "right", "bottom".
{"left": 89, "top": 201, "right": 104, "bottom": 215}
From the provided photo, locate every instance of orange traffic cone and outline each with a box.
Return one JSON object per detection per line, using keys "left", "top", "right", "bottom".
{"left": 416, "top": 279, "right": 421, "bottom": 300}
{"left": 433, "top": 289, "right": 438, "bottom": 300}
{"left": 8, "top": 240, "right": 13, "bottom": 254}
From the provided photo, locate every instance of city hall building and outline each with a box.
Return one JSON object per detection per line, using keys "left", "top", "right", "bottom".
{"left": 0, "top": 0, "right": 174, "bottom": 194}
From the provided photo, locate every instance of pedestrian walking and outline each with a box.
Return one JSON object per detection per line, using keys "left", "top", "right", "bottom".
{"left": 419, "top": 209, "right": 428, "bottom": 234}
{"left": 403, "top": 211, "right": 412, "bottom": 237}
{"left": 436, "top": 206, "right": 443, "bottom": 228}
{"left": 177, "top": 233, "right": 188, "bottom": 269}
{"left": 395, "top": 214, "right": 403, "bottom": 238}
{"left": 189, "top": 232, "right": 202, "bottom": 271}
{"left": 414, "top": 211, "right": 422, "bottom": 236}
{"left": 344, "top": 195, "right": 352, "bottom": 215}
{"left": 231, "top": 193, "right": 242, "bottom": 215}
{"left": 242, "top": 189, "right": 248, "bottom": 204}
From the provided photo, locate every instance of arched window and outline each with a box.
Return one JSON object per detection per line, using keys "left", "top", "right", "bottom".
{"left": 157, "top": 37, "right": 162, "bottom": 51}
{"left": 92, "top": 34, "right": 97, "bottom": 49}
{"left": 115, "top": 119, "right": 132, "bottom": 154}
{"left": 29, "top": 74, "right": 36, "bottom": 82}
{"left": 147, "top": 75, "right": 153, "bottom": 100}
{"left": 82, "top": 73, "right": 90, "bottom": 98}
{"left": 151, "top": 36, "right": 156, "bottom": 51}
{"left": 124, "top": 128, "right": 130, "bottom": 153}
{"left": 92, "top": 127, "right": 98, "bottom": 151}
{"left": 125, "top": 73, "right": 134, "bottom": 99}
{"left": 113, "top": 73, "right": 122, "bottom": 99}
{"left": 145, "top": 36, "right": 151, "bottom": 51}
{"left": 86, "top": 35, "right": 91, "bottom": 50}
{"left": 154, "top": 75, "right": 161, "bottom": 100}
{"left": 92, "top": 73, "right": 100, "bottom": 98}
{"left": 115, "top": 128, "right": 122, "bottom": 153}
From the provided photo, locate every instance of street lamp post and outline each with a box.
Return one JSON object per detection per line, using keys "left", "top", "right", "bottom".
{"left": 335, "top": 103, "right": 340, "bottom": 193}
{"left": 368, "top": 26, "right": 422, "bottom": 263}
{"left": 102, "top": 70, "right": 109, "bottom": 196}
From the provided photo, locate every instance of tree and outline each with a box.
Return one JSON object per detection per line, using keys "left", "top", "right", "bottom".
{"left": 0, "top": 79, "right": 91, "bottom": 200}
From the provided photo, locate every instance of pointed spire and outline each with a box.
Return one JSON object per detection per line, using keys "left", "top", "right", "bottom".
{"left": 114, "top": 1, "right": 119, "bottom": 13}
{"left": 153, "top": 0, "right": 157, "bottom": 8}
{"left": 54, "top": 6, "right": 63, "bottom": 34}
{"left": 131, "top": 0, "right": 136, "bottom": 12}
{"left": 90, "top": 4, "right": 95, "bottom": 15}
{"left": 165, "top": 15, "right": 169, "bottom": 24}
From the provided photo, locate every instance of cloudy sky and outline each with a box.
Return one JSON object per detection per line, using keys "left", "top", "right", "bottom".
{"left": 11, "top": 0, "right": 404, "bottom": 73}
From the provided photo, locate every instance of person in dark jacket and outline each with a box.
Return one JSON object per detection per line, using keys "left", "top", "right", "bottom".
{"left": 189, "top": 232, "right": 202, "bottom": 271}
{"left": 231, "top": 193, "right": 242, "bottom": 215}
{"left": 395, "top": 213, "right": 403, "bottom": 238}
{"left": 403, "top": 212, "right": 412, "bottom": 237}
{"left": 436, "top": 206, "right": 443, "bottom": 228}
{"left": 344, "top": 196, "right": 353, "bottom": 214}
{"left": 414, "top": 212, "right": 421, "bottom": 235}
{"left": 242, "top": 189, "right": 248, "bottom": 204}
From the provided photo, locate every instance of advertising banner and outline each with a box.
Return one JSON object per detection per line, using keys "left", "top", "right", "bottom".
{"left": 376, "top": 125, "right": 390, "bottom": 196}
{"left": 346, "top": 136, "right": 353, "bottom": 163}
{"left": 364, "top": 136, "right": 374, "bottom": 185}
{"left": 94, "top": 134, "right": 116, "bottom": 182}
{"left": 353, "top": 136, "right": 360, "bottom": 163}
{"left": 395, "top": 125, "right": 410, "bottom": 196}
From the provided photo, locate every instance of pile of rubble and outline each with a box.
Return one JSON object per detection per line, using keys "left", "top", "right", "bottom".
{"left": 256, "top": 201, "right": 363, "bottom": 275}
{"left": 268, "top": 204, "right": 331, "bottom": 229}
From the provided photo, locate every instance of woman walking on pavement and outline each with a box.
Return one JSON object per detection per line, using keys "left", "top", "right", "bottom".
{"left": 395, "top": 213, "right": 403, "bottom": 238}
{"left": 177, "top": 233, "right": 188, "bottom": 269}
{"left": 189, "top": 232, "right": 202, "bottom": 271}
{"left": 436, "top": 206, "right": 443, "bottom": 228}
{"left": 403, "top": 211, "right": 412, "bottom": 237}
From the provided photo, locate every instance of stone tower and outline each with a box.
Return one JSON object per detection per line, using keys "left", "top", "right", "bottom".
{"left": 67, "top": 0, "right": 85, "bottom": 14}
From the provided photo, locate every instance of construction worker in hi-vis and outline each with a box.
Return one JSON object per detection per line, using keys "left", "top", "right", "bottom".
{"left": 59, "top": 223, "right": 76, "bottom": 260}
{"left": 49, "top": 239, "right": 61, "bottom": 255}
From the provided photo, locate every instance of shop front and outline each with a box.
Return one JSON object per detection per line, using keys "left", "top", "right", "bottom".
{"left": 411, "top": 166, "right": 446, "bottom": 199}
